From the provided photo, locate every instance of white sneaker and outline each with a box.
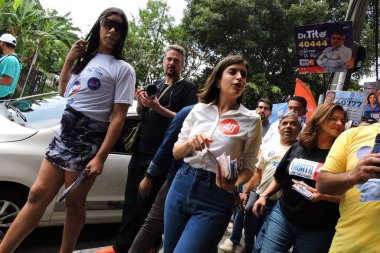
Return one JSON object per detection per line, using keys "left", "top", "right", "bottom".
{"left": 219, "top": 238, "right": 240, "bottom": 252}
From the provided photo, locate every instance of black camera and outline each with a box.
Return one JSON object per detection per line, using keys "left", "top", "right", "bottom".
{"left": 144, "top": 84, "right": 158, "bottom": 99}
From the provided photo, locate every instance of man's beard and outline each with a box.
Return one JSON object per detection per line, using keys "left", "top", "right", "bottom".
{"left": 165, "top": 70, "right": 179, "bottom": 78}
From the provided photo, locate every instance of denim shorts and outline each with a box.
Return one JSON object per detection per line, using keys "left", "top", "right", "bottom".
{"left": 45, "top": 106, "right": 109, "bottom": 172}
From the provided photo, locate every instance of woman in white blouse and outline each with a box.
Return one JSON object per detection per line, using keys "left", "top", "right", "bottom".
{"left": 163, "top": 55, "right": 262, "bottom": 253}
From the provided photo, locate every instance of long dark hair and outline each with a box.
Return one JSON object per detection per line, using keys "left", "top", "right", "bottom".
{"left": 198, "top": 55, "right": 248, "bottom": 104}
{"left": 299, "top": 103, "right": 346, "bottom": 152}
{"left": 366, "top": 92, "right": 379, "bottom": 106}
{"left": 72, "top": 7, "right": 128, "bottom": 74}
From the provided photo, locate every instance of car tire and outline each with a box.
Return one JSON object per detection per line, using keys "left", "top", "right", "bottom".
{"left": 0, "top": 186, "right": 28, "bottom": 235}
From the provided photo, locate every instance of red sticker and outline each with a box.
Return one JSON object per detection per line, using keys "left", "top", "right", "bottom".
{"left": 219, "top": 119, "right": 240, "bottom": 135}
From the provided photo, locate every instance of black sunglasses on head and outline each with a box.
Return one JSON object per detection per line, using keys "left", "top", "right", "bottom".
{"left": 100, "top": 18, "right": 125, "bottom": 34}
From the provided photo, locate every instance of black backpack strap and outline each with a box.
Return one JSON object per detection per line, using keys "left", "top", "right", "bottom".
{"left": 0, "top": 54, "right": 21, "bottom": 65}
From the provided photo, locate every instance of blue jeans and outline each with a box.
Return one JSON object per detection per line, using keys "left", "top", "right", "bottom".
{"left": 251, "top": 197, "right": 276, "bottom": 253}
{"left": 164, "top": 164, "right": 234, "bottom": 253}
{"left": 230, "top": 184, "right": 245, "bottom": 244}
{"left": 259, "top": 202, "right": 335, "bottom": 253}
{"left": 230, "top": 206, "right": 244, "bottom": 244}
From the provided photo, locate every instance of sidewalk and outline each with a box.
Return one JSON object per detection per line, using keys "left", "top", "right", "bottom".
{"left": 74, "top": 223, "right": 234, "bottom": 253}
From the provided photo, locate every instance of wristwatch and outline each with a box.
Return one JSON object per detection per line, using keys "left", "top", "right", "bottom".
{"left": 259, "top": 193, "right": 268, "bottom": 199}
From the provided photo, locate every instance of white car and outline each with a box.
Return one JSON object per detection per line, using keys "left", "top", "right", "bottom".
{"left": 0, "top": 93, "right": 139, "bottom": 236}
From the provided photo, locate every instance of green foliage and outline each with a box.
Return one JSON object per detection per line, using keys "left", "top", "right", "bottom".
{"left": 183, "top": 0, "right": 372, "bottom": 107}
{"left": 124, "top": 0, "right": 181, "bottom": 85}
{"left": 0, "top": 0, "right": 79, "bottom": 76}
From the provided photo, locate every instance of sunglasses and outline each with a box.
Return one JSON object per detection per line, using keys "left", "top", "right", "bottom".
{"left": 101, "top": 18, "right": 125, "bottom": 34}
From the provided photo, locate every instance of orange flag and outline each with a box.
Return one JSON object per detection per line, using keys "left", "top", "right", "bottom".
{"left": 294, "top": 78, "right": 317, "bottom": 122}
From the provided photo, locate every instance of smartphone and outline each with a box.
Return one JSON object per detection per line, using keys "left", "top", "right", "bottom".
{"left": 350, "top": 120, "right": 360, "bottom": 128}
{"left": 371, "top": 133, "right": 380, "bottom": 153}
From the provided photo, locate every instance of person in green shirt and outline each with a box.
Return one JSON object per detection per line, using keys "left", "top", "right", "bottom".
{"left": 0, "top": 33, "right": 22, "bottom": 100}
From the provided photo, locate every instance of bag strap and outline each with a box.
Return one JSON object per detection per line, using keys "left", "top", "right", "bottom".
{"left": 158, "top": 83, "right": 172, "bottom": 100}
{"left": 0, "top": 54, "right": 21, "bottom": 65}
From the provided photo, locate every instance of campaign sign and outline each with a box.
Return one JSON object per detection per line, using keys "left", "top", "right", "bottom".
{"left": 268, "top": 103, "right": 287, "bottom": 124}
{"left": 289, "top": 158, "right": 323, "bottom": 181}
{"left": 294, "top": 21, "right": 353, "bottom": 73}
{"left": 362, "top": 84, "right": 380, "bottom": 120}
{"left": 326, "top": 90, "right": 366, "bottom": 121}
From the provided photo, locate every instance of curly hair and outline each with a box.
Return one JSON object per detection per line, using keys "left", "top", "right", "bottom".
{"left": 299, "top": 103, "right": 346, "bottom": 152}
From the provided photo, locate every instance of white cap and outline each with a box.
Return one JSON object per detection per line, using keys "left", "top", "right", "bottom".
{"left": 0, "top": 34, "right": 17, "bottom": 46}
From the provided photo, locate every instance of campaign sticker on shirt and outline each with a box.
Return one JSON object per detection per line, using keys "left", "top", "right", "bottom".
{"left": 67, "top": 80, "right": 81, "bottom": 105}
{"left": 219, "top": 119, "right": 240, "bottom": 135}
{"left": 288, "top": 158, "right": 323, "bottom": 181}
{"left": 268, "top": 151, "right": 275, "bottom": 158}
{"left": 357, "top": 179, "right": 380, "bottom": 202}
{"left": 357, "top": 146, "right": 372, "bottom": 159}
{"left": 87, "top": 77, "right": 101, "bottom": 90}
{"left": 271, "top": 156, "right": 282, "bottom": 167}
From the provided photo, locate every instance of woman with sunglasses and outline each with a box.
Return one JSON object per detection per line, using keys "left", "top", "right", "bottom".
{"left": 163, "top": 55, "right": 262, "bottom": 253}
{"left": 0, "top": 7, "right": 135, "bottom": 253}
{"left": 252, "top": 103, "right": 346, "bottom": 253}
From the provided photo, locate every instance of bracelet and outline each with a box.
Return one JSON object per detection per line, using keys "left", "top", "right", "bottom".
{"left": 259, "top": 193, "right": 268, "bottom": 199}
{"left": 347, "top": 171, "right": 353, "bottom": 187}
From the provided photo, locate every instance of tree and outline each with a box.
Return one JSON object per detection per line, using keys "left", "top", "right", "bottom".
{"left": 0, "top": 0, "right": 79, "bottom": 76}
{"left": 183, "top": 0, "right": 374, "bottom": 107}
{"left": 124, "top": 0, "right": 179, "bottom": 85}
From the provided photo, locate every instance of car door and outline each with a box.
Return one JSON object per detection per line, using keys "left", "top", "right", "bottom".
{"left": 50, "top": 114, "right": 140, "bottom": 223}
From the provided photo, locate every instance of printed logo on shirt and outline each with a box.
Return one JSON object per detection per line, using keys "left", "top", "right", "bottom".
{"left": 87, "top": 66, "right": 104, "bottom": 77}
{"left": 357, "top": 179, "right": 380, "bottom": 202}
{"left": 268, "top": 151, "right": 275, "bottom": 158}
{"left": 219, "top": 119, "right": 240, "bottom": 135}
{"left": 67, "top": 80, "right": 81, "bottom": 105}
{"left": 357, "top": 146, "right": 372, "bottom": 159}
{"left": 288, "top": 158, "right": 323, "bottom": 181}
{"left": 87, "top": 77, "right": 101, "bottom": 90}
{"left": 271, "top": 156, "right": 282, "bottom": 167}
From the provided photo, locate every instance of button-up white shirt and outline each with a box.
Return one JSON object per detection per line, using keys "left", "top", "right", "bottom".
{"left": 317, "top": 45, "right": 352, "bottom": 72}
{"left": 176, "top": 103, "right": 262, "bottom": 173}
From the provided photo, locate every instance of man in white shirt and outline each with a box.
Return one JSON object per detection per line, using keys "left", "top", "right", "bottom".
{"left": 262, "top": 96, "right": 307, "bottom": 145}
{"left": 317, "top": 30, "right": 352, "bottom": 73}
{"left": 242, "top": 112, "right": 301, "bottom": 253}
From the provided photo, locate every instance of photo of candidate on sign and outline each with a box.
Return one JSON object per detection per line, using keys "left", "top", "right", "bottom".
{"left": 294, "top": 21, "right": 353, "bottom": 73}
{"left": 325, "top": 90, "right": 366, "bottom": 122}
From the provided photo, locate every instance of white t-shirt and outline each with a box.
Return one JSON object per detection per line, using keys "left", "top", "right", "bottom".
{"left": 64, "top": 54, "right": 136, "bottom": 122}
{"left": 176, "top": 103, "right": 262, "bottom": 173}
{"left": 256, "top": 141, "right": 292, "bottom": 200}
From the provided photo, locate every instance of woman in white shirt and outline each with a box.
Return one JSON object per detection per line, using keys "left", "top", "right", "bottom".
{"left": 163, "top": 55, "right": 262, "bottom": 253}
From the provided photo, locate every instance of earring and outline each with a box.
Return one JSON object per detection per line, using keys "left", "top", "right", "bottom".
{"left": 217, "top": 83, "right": 220, "bottom": 88}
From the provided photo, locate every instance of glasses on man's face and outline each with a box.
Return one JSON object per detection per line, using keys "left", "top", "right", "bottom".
{"left": 257, "top": 105, "right": 270, "bottom": 112}
{"left": 101, "top": 18, "right": 124, "bottom": 34}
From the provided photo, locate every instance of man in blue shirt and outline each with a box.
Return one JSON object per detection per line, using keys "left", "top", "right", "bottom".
{"left": 0, "top": 33, "right": 22, "bottom": 100}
